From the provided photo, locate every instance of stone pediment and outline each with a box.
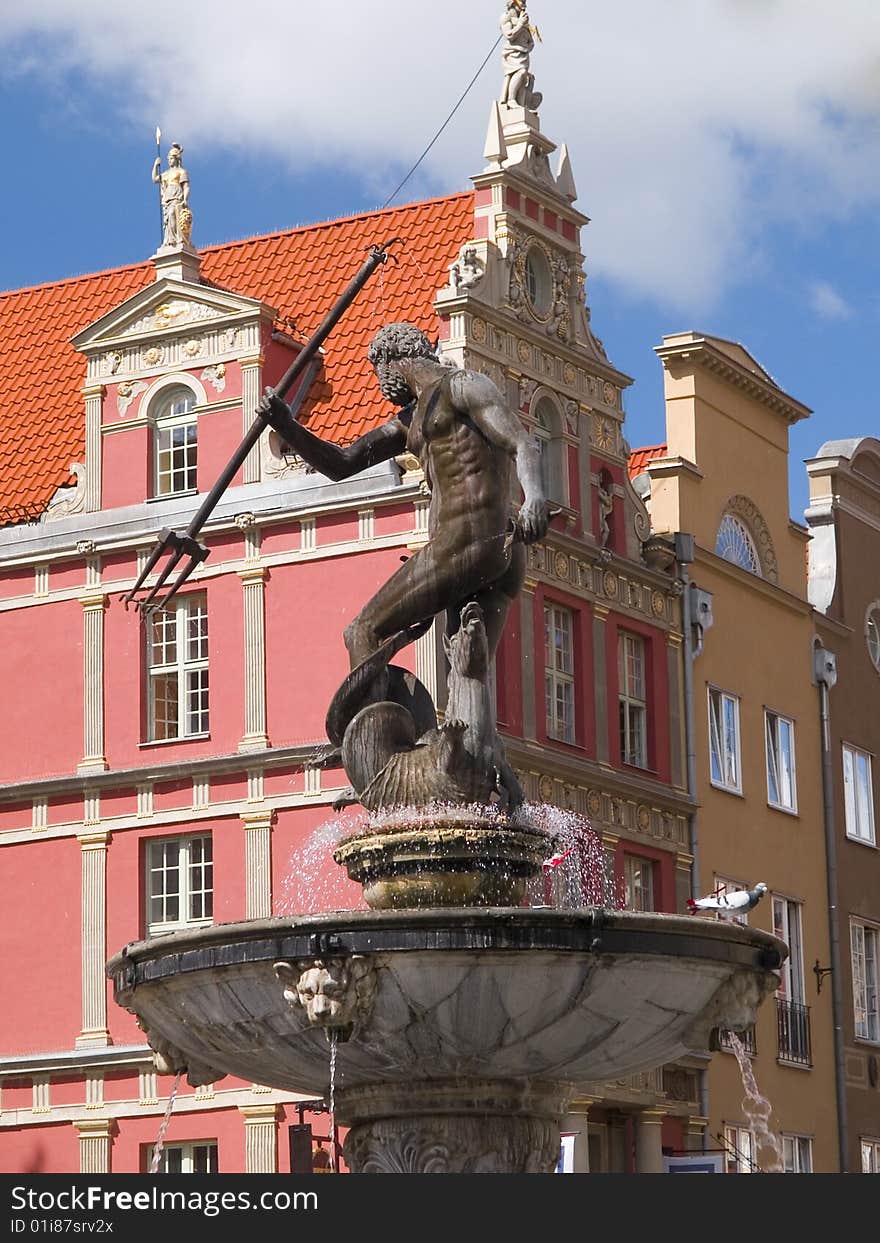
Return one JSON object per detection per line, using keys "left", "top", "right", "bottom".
{"left": 71, "top": 279, "right": 273, "bottom": 354}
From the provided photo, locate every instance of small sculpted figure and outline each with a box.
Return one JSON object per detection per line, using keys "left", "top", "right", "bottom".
{"left": 152, "top": 143, "right": 192, "bottom": 247}
{"left": 499, "top": 2, "right": 542, "bottom": 110}
{"left": 274, "top": 957, "right": 376, "bottom": 1038}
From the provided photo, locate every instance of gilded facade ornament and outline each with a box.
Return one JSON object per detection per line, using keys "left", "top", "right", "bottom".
{"left": 470, "top": 317, "right": 488, "bottom": 343}
{"left": 553, "top": 551, "right": 570, "bottom": 581}
{"left": 602, "top": 569, "right": 618, "bottom": 599}
{"left": 563, "top": 363, "right": 577, "bottom": 387}
{"left": 116, "top": 380, "right": 147, "bottom": 418}
{"left": 201, "top": 363, "right": 226, "bottom": 393}
{"left": 651, "top": 590, "right": 666, "bottom": 618}
{"left": 602, "top": 381, "right": 617, "bottom": 407}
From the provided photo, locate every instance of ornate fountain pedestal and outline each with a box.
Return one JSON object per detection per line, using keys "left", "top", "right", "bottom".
{"left": 108, "top": 907, "right": 785, "bottom": 1174}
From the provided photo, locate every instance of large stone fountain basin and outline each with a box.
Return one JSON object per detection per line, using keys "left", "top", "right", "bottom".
{"left": 107, "top": 907, "right": 784, "bottom": 1098}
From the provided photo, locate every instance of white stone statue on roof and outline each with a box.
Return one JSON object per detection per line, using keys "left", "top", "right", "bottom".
{"left": 152, "top": 142, "right": 192, "bottom": 248}
{"left": 499, "top": 1, "right": 542, "bottom": 111}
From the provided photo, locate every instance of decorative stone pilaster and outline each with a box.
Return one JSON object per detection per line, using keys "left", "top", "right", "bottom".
{"left": 31, "top": 797, "right": 48, "bottom": 833}
{"left": 139, "top": 1065, "right": 159, "bottom": 1106}
{"left": 82, "top": 384, "right": 104, "bottom": 512}
{"left": 634, "top": 1108, "right": 666, "bottom": 1173}
{"left": 78, "top": 584, "right": 108, "bottom": 774}
{"left": 32, "top": 1077, "right": 50, "bottom": 1114}
{"left": 239, "top": 1103, "right": 279, "bottom": 1173}
{"left": 239, "top": 355, "right": 264, "bottom": 484}
{"left": 242, "top": 809, "right": 274, "bottom": 919}
{"left": 592, "top": 604, "right": 610, "bottom": 763}
{"left": 85, "top": 1071, "right": 105, "bottom": 1110}
{"left": 76, "top": 830, "right": 111, "bottom": 1048}
{"left": 520, "top": 582, "right": 537, "bottom": 739}
{"left": 75, "top": 1118, "right": 114, "bottom": 1174}
{"left": 685, "top": 1114, "right": 709, "bottom": 1152}
{"left": 238, "top": 522, "right": 269, "bottom": 751}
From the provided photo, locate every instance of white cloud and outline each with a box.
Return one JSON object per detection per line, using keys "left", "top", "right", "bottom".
{"left": 808, "top": 280, "right": 852, "bottom": 320}
{"left": 1, "top": 0, "right": 879, "bottom": 311}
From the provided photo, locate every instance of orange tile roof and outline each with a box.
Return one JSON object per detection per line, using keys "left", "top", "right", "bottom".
{"left": 627, "top": 443, "right": 667, "bottom": 479}
{"left": 0, "top": 193, "right": 473, "bottom": 520}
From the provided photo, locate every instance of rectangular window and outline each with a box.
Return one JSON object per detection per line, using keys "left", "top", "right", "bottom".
{"left": 623, "top": 854, "right": 655, "bottom": 912}
{"left": 850, "top": 921, "right": 879, "bottom": 1042}
{"left": 708, "top": 689, "right": 741, "bottom": 792}
{"left": 782, "top": 1134, "right": 812, "bottom": 1174}
{"left": 544, "top": 604, "right": 575, "bottom": 744}
{"left": 147, "top": 593, "right": 209, "bottom": 741}
{"left": 843, "top": 745, "right": 876, "bottom": 845}
{"left": 765, "top": 710, "right": 797, "bottom": 811}
{"left": 723, "top": 1124, "right": 756, "bottom": 1174}
{"left": 773, "top": 895, "right": 811, "bottom": 1064}
{"left": 619, "top": 632, "right": 648, "bottom": 768}
{"left": 149, "top": 1141, "right": 218, "bottom": 1174}
{"left": 155, "top": 421, "right": 197, "bottom": 496}
{"left": 861, "top": 1138, "right": 880, "bottom": 1173}
{"left": 147, "top": 835, "right": 213, "bottom": 936}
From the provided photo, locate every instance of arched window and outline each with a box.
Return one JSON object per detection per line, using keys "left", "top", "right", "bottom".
{"left": 867, "top": 603, "right": 880, "bottom": 672}
{"left": 715, "top": 513, "right": 761, "bottom": 575}
{"left": 151, "top": 384, "right": 197, "bottom": 497}
{"left": 531, "top": 395, "right": 564, "bottom": 504}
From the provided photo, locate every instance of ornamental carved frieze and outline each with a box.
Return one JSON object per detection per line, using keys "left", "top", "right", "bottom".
{"left": 343, "top": 1117, "right": 561, "bottom": 1175}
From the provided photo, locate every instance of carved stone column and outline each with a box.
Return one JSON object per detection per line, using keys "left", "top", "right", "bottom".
{"left": 634, "top": 1107, "right": 666, "bottom": 1173}
{"left": 76, "top": 829, "right": 111, "bottom": 1048}
{"left": 240, "top": 1103, "right": 279, "bottom": 1172}
{"left": 608, "top": 1112, "right": 629, "bottom": 1173}
{"left": 75, "top": 1118, "right": 114, "bottom": 1173}
{"left": 238, "top": 521, "right": 269, "bottom": 752}
{"left": 78, "top": 574, "right": 108, "bottom": 774}
{"left": 242, "top": 809, "right": 274, "bottom": 919}
{"left": 562, "top": 1096, "right": 599, "bottom": 1173}
{"left": 592, "top": 604, "right": 610, "bottom": 763}
{"left": 239, "top": 355, "right": 263, "bottom": 484}
{"left": 83, "top": 384, "right": 104, "bottom": 513}
{"left": 341, "top": 1080, "right": 568, "bottom": 1174}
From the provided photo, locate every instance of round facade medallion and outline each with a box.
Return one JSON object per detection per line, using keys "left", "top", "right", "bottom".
{"left": 586, "top": 790, "right": 602, "bottom": 818}
{"left": 554, "top": 552, "right": 570, "bottom": 580}
{"left": 602, "top": 381, "right": 617, "bottom": 406}
{"left": 538, "top": 775, "right": 554, "bottom": 803}
{"left": 143, "top": 346, "right": 162, "bottom": 366}
{"left": 517, "top": 339, "right": 532, "bottom": 365}
{"left": 470, "top": 317, "right": 488, "bottom": 343}
{"left": 602, "top": 569, "right": 618, "bottom": 599}
{"left": 651, "top": 590, "right": 666, "bottom": 618}
{"left": 637, "top": 804, "right": 651, "bottom": 832}
{"left": 563, "top": 363, "right": 577, "bottom": 386}
{"left": 184, "top": 338, "right": 202, "bottom": 357}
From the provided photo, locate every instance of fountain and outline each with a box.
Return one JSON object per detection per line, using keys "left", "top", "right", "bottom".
{"left": 107, "top": 313, "right": 786, "bottom": 1173}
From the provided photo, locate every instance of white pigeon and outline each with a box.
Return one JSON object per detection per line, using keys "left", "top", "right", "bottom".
{"left": 687, "top": 882, "right": 767, "bottom": 918}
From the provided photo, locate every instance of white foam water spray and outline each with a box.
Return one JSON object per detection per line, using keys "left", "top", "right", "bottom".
{"left": 726, "top": 1032, "right": 784, "bottom": 1172}
{"left": 149, "top": 1071, "right": 183, "bottom": 1174}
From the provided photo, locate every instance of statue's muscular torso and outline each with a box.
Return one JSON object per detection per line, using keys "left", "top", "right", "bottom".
{"left": 405, "top": 367, "right": 513, "bottom": 539}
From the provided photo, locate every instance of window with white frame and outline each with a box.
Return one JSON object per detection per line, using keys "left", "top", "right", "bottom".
{"left": 782, "top": 1134, "right": 813, "bottom": 1173}
{"left": 765, "top": 710, "right": 797, "bottom": 811}
{"left": 850, "top": 920, "right": 879, "bottom": 1043}
{"left": 623, "top": 854, "right": 655, "bottom": 912}
{"left": 861, "top": 1137, "right": 880, "bottom": 1173}
{"left": 716, "top": 514, "right": 761, "bottom": 575}
{"left": 147, "top": 593, "right": 209, "bottom": 740}
{"left": 544, "top": 604, "right": 575, "bottom": 744}
{"left": 843, "top": 745, "right": 876, "bottom": 845}
{"left": 149, "top": 1141, "right": 217, "bottom": 1174}
{"left": 708, "top": 688, "right": 741, "bottom": 792}
{"left": 619, "top": 632, "right": 648, "bottom": 768}
{"left": 146, "top": 835, "right": 213, "bottom": 935}
{"left": 723, "top": 1124, "right": 756, "bottom": 1174}
{"left": 714, "top": 875, "right": 750, "bottom": 926}
{"left": 772, "top": 896, "right": 805, "bottom": 1004}
{"left": 153, "top": 386, "right": 197, "bottom": 497}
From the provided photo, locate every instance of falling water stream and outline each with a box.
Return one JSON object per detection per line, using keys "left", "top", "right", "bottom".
{"left": 328, "top": 1032, "right": 339, "bottom": 1173}
{"left": 149, "top": 1071, "right": 183, "bottom": 1174}
{"left": 727, "top": 1032, "right": 784, "bottom": 1172}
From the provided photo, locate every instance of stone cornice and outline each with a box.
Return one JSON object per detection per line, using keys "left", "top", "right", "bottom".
{"left": 655, "top": 336, "right": 811, "bottom": 424}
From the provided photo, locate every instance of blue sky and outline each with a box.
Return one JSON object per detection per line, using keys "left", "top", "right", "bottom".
{"left": 1, "top": 1, "right": 878, "bottom": 519}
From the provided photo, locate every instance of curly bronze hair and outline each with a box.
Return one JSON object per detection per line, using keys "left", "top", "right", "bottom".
{"left": 368, "top": 323, "right": 437, "bottom": 406}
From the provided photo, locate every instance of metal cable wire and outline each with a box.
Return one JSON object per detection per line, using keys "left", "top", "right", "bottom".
{"left": 380, "top": 35, "right": 503, "bottom": 211}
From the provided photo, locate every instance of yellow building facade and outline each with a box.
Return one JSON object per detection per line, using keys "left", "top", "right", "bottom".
{"left": 642, "top": 333, "right": 838, "bottom": 1172}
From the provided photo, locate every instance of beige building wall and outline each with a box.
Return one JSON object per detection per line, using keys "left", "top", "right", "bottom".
{"left": 646, "top": 333, "right": 838, "bottom": 1172}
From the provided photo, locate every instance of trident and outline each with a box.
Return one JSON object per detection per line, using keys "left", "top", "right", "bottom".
{"left": 123, "top": 237, "right": 402, "bottom": 614}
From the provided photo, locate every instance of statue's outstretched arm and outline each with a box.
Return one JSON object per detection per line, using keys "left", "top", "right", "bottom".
{"left": 451, "top": 371, "right": 548, "bottom": 543}
{"left": 260, "top": 391, "right": 410, "bottom": 481}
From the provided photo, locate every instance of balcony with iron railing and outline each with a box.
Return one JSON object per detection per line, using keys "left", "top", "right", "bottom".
{"left": 776, "top": 997, "right": 811, "bottom": 1067}
{"left": 719, "top": 1024, "right": 757, "bottom": 1056}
